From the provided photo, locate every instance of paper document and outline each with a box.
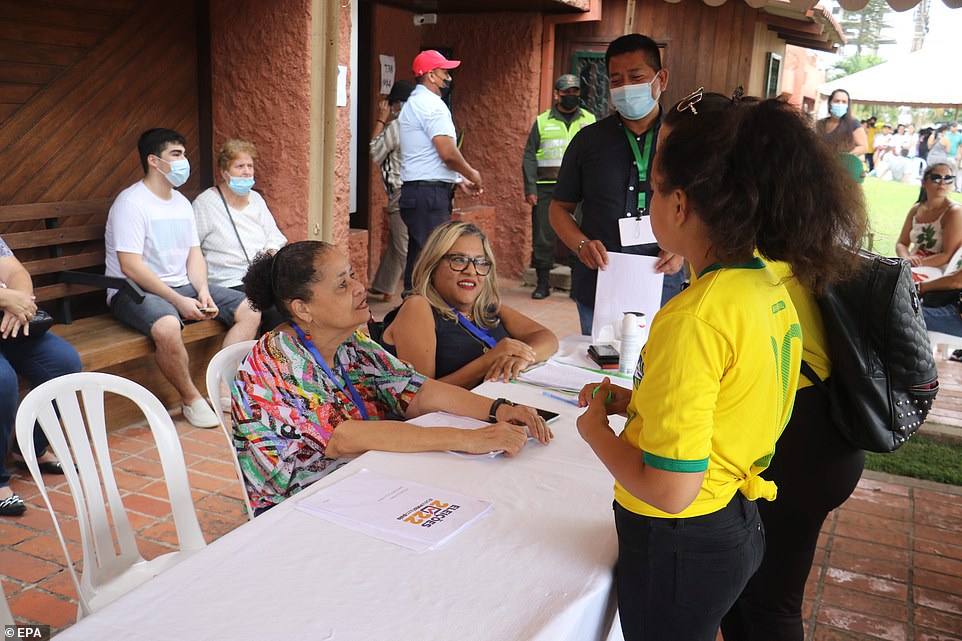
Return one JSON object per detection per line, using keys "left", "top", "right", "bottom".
{"left": 407, "top": 412, "right": 501, "bottom": 458}
{"left": 593, "top": 252, "right": 663, "bottom": 344}
{"left": 296, "top": 469, "right": 492, "bottom": 552}
{"left": 518, "top": 361, "right": 619, "bottom": 393}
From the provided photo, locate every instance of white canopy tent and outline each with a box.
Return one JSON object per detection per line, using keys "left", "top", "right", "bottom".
{"left": 818, "top": 47, "right": 962, "bottom": 108}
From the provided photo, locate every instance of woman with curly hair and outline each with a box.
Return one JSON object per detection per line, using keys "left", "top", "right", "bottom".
{"left": 575, "top": 96, "right": 867, "bottom": 641}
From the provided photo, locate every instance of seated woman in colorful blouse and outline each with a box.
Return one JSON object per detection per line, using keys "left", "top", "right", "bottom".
{"left": 380, "top": 222, "right": 558, "bottom": 388}
{"left": 232, "top": 240, "right": 553, "bottom": 515}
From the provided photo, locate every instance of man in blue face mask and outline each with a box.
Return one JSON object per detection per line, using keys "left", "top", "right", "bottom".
{"left": 549, "top": 34, "right": 685, "bottom": 335}
{"left": 104, "top": 128, "right": 260, "bottom": 428}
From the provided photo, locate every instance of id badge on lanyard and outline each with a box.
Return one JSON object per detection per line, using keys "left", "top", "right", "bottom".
{"left": 619, "top": 127, "right": 657, "bottom": 247}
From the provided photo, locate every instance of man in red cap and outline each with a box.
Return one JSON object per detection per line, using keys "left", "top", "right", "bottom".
{"left": 398, "top": 49, "right": 483, "bottom": 293}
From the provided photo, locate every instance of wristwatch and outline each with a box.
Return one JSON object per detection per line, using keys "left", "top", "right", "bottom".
{"left": 488, "top": 397, "right": 515, "bottom": 423}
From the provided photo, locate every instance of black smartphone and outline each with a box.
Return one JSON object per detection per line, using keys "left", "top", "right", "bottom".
{"left": 535, "top": 408, "right": 560, "bottom": 424}
{"left": 588, "top": 343, "right": 619, "bottom": 366}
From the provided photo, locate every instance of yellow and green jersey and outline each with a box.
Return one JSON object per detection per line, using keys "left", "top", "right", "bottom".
{"left": 615, "top": 257, "right": 802, "bottom": 518}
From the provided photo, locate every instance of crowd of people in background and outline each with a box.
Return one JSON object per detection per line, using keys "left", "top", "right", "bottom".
{"left": 862, "top": 116, "right": 962, "bottom": 187}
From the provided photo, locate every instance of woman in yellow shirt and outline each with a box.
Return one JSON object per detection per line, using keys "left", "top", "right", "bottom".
{"left": 575, "top": 97, "right": 867, "bottom": 640}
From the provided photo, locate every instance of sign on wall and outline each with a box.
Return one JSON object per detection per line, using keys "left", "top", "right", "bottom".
{"left": 379, "top": 54, "right": 396, "bottom": 95}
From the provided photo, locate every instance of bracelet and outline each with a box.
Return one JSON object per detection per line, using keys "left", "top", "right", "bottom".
{"left": 577, "top": 239, "right": 589, "bottom": 254}
{"left": 376, "top": 119, "right": 387, "bottom": 125}
{"left": 488, "top": 397, "right": 515, "bottom": 423}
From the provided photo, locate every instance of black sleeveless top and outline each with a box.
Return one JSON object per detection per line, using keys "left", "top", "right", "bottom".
{"left": 379, "top": 305, "right": 510, "bottom": 378}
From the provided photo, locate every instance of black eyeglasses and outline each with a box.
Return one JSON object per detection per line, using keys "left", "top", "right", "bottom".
{"left": 929, "top": 174, "right": 956, "bottom": 184}
{"left": 443, "top": 253, "right": 492, "bottom": 275}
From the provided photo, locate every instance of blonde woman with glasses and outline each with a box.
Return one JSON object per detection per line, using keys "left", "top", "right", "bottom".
{"left": 381, "top": 221, "right": 558, "bottom": 388}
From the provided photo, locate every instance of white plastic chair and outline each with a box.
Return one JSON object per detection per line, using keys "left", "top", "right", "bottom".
{"left": 15, "top": 372, "right": 206, "bottom": 618}
{"left": 205, "top": 340, "right": 257, "bottom": 520}
{"left": 0, "top": 578, "right": 13, "bottom": 627}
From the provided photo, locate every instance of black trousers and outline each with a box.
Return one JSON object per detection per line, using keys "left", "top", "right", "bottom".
{"left": 614, "top": 493, "right": 765, "bottom": 641}
{"left": 399, "top": 181, "right": 454, "bottom": 291}
{"left": 720, "top": 385, "right": 865, "bottom": 641}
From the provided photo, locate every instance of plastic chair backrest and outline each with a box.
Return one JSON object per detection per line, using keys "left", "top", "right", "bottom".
{"left": 205, "top": 340, "right": 257, "bottom": 520}
{"left": 0, "top": 578, "right": 13, "bottom": 627}
{"left": 15, "top": 372, "right": 206, "bottom": 618}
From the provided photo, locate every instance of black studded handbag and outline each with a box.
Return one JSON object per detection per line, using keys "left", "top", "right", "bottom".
{"left": 800, "top": 251, "right": 939, "bottom": 453}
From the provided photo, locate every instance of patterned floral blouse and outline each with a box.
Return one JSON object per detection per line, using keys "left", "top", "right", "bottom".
{"left": 231, "top": 329, "right": 426, "bottom": 510}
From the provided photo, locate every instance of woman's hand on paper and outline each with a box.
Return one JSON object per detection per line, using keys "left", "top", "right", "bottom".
{"left": 485, "top": 354, "right": 535, "bottom": 382}
{"left": 496, "top": 403, "right": 553, "bottom": 445}
{"left": 463, "top": 423, "right": 528, "bottom": 456}
{"left": 577, "top": 380, "right": 631, "bottom": 415}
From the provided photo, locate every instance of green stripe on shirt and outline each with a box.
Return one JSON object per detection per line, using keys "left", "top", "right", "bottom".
{"left": 643, "top": 451, "right": 710, "bottom": 473}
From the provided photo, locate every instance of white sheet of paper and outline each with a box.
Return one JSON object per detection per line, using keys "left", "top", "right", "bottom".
{"left": 592, "top": 252, "right": 664, "bottom": 344}
{"left": 618, "top": 216, "right": 657, "bottom": 247}
{"left": 296, "top": 468, "right": 493, "bottom": 552}
{"left": 518, "top": 361, "right": 626, "bottom": 393}
{"left": 407, "top": 412, "right": 501, "bottom": 458}
{"left": 378, "top": 54, "right": 396, "bottom": 95}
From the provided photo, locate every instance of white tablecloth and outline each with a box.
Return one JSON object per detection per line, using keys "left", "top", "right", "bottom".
{"left": 54, "top": 381, "right": 623, "bottom": 641}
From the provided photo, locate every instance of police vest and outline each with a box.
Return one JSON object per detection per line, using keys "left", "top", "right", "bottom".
{"left": 536, "top": 109, "right": 596, "bottom": 183}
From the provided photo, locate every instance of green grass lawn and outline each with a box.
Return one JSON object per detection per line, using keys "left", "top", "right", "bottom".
{"left": 864, "top": 435, "right": 962, "bottom": 486}
{"left": 863, "top": 177, "right": 962, "bottom": 257}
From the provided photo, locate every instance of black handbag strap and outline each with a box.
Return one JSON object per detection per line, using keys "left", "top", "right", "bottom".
{"left": 800, "top": 360, "right": 829, "bottom": 395}
{"left": 215, "top": 186, "right": 251, "bottom": 266}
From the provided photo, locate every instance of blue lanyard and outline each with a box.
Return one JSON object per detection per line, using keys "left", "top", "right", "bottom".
{"left": 290, "top": 323, "right": 369, "bottom": 421}
{"left": 452, "top": 307, "right": 498, "bottom": 349}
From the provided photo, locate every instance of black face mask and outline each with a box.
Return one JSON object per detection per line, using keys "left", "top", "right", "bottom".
{"left": 559, "top": 94, "right": 580, "bottom": 111}
{"left": 439, "top": 75, "right": 453, "bottom": 100}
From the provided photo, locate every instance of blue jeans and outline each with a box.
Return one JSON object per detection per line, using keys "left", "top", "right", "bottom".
{"left": 922, "top": 304, "right": 962, "bottom": 337}
{"left": 0, "top": 333, "right": 82, "bottom": 486}
{"left": 577, "top": 269, "right": 686, "bottom": 336}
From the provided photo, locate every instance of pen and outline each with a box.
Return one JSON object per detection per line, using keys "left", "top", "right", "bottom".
{"left": 542, "top": 391, "right": 579, "bottom": 407}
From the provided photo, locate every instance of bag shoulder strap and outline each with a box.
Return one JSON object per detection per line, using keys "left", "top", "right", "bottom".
{"left": 800, "top": 360, "right": 830, "bottom": 395}
{"left": 215, "top": 185, "right": 251, "bottom": 265}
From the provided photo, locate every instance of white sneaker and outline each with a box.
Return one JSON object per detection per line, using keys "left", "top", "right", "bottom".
{"left": 182, "top": 399, "right": 220, "bottom": 429}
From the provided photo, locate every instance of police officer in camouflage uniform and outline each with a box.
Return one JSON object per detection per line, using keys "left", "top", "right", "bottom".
{"left": 522, "top": 74, "right": 596, "bottom": 299}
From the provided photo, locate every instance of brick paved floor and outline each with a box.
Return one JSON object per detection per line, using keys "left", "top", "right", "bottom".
{"left": 2, "top": 279, "right": 961, "bottom": 640}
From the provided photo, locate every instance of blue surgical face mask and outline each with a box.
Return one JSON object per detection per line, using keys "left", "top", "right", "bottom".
{"left": 830, "top": 103, "right": 848, "bottom": 118}
{"left": 228, "top": 175, "right": 255, "bottom": 196}
{"left": 161, "top": 157, "right": 190, "bottom": 188}
{"left": 610, "top": 81, "right": 658, "bottom": 121}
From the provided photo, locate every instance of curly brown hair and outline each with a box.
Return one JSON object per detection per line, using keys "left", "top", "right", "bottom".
{"left": 655, "top": 98, "right": 867, "bottom": 292}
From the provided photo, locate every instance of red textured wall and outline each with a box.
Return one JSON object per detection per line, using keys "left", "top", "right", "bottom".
{"left": 366, "top": 11, "right": 542, "bottom": 279}
{"left": 209, "top": 0, "right": 313, "bottom": 243}
{"left": 333, "top": 3, "right": 353, "bottom": 255}
{"left": 422, "top": 14, "right": 542, "bottom": 277}
{"left": 367, "top": 4, "right": 422, "bottom": 278}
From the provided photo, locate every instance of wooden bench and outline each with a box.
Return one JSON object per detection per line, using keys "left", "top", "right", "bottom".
{"left": 0, "top": 199, "right": 227, "bottom": 427}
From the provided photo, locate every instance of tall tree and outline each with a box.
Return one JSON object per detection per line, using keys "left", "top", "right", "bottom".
{"left": 838, "top": 0, "right": 895, "bottom": 56}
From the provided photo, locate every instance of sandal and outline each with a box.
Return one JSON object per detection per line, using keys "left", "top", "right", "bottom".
{"left": 0, "top": 493, "right": 26, "bottom": 516}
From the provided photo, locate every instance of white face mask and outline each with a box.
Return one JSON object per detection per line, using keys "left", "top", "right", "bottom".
{"left": 160, "top": 157, "right": 190, "bottom": 187}
{"left": 610, "top": 81, "right": 658, "bottom": 121}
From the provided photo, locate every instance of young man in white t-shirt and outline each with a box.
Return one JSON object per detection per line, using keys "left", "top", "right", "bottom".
{"left": 105, "top": 128, "right": 260, "bottom": 428}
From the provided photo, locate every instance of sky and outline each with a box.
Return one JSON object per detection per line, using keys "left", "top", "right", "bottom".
{"left": 865, "top": 0, "right": 962, "bottom": 59}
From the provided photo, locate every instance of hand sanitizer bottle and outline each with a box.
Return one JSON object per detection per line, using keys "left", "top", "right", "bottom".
{"left": 619, "top": 313, "right": 642, "bottom": 377}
